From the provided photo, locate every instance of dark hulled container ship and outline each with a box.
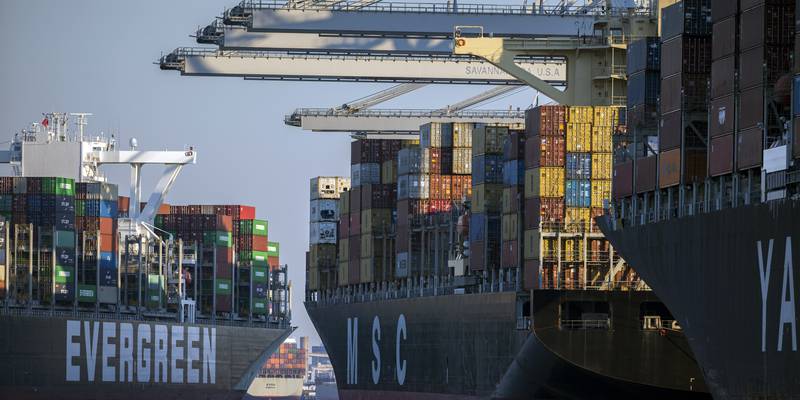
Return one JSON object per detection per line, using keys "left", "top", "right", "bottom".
{"left": 305, "top": 116, "right": 710, "bottom": 398}
{"left": 602, "top": 0, "right": 800, "bottom": 398}
{"left": 0, "top": 114, "right": 294, "bottom": 399}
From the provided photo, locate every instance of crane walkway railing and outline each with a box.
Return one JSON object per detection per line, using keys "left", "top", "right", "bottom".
{"left": 290, "top": 108, "right": 526, "bottom": 118}
{"left": 243, "top": 0, "right": 652, "bottom": 17}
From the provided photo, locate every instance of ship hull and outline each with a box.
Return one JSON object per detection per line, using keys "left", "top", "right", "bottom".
{"left": 306, "top": 290, "right": 709, "bottom": 399}
{"left": 0, "top": 311, "right": 292, "bottom": 400}
{"left": 599, "top": 198, "right": 800, "bottom": 399}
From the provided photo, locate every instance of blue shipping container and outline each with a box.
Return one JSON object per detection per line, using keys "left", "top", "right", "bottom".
{"left": 56, "top": 247, "right": 76, "bottom": 267}
{"left": 502, "top": 160, "right": 525, "bottom": 186}
{"left": 99, "top": 251, "right": 115, "bottom": 268}
{"left": 565, "top": 180, "right": 592, "bottom": 207}
{"left": 472, "top": 154, "right": 504, "bottom": 185}
{"left": 99, "top": 200, "right": 118, "bottom": 218}
{"left": 469, "top": 213, "right": 501, "bottom": 243}
{"left": 99, "top": 265, "right": 117, "bottom": 286}
{"left": 566, "top": 153, "right": 592, "bottom": 180}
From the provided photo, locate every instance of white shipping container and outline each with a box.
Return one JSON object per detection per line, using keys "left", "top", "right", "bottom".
{"left": 310, "top": 176, "right": 344, "bottom": 200}
{"left": 406, "top": 174, "right": 430, "bottom": 199}
{"left": 336, "top": 177, "right": 351, "bottom": 193}
{"left": 310, "top": 199, "right": 339, "bottom": 222}
{"left": 310, "top": 222, "right": 338, "bottom": 244}
{"left": 396, "top": 251, "right": 409, "bottom": 278}
{"left": 351, "top": 163, "right": 381, "bottom": 187}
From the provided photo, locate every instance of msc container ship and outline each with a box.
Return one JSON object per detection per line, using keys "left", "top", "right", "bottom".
{"left": 304, "top": 117, "right": 709, "bottom": 398}
{"left": 245, "top": 337, "right": 308, "bottom": 400}
{"left": 599, "top": 0, "right": 800, "bottom": 399}
{"left": 0, "top": 113, "right": 294, "bottom": 399}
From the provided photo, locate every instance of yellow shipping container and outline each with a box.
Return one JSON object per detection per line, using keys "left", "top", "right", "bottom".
{"left": 591, "top": 153, "right": 613, "bottom": 180}
{"left": 338, "top": 238, "right": 350, "bottom": 262}
{"left": 563, "top": 238, "right": 585, "bottom": 262}
{"left": 591, "top": 180, "right": 612, "bottom": 208}
{"left": 308, "top": 267, "right": 319, "bottom": 290}
{"left": 568, "top": 106, "right": 594, "bottom": 123}
{"left": 360, "top": 258, "right": 374, "bottom": 283}
{"left": 567, "top": 123, "right": 592, "bottom": 152}
{"left": 338, "top": 261, "right": 349, "bottom": 286}
{"left": 525, "top": 167, "right": 565, "bottom": 198}
{"left": 452, "top": 122, "right": 474, "bottom": 148}
{"left": 523, "top": 229, "right": 541, "bottom": 260}
{"left": 593, "top": 106, "right": 622, "bottom": 126}
{"left": 591, "top": 125, "right": 613, "bottom": 153}
{"left": 565, "top": 207, "right": 591, "bottom": 233}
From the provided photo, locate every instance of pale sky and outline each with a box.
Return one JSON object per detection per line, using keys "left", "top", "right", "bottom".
{"left": 0, "top": 0, "right": 538, "bottom": 345}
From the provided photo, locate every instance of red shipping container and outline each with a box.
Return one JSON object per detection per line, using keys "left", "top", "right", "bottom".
{"left": 501, "top": 240, "right": 518, "bottom": 268}
{"left": 635, "top": 156, "right": 658, "bottom": 193}
{"left": 428, "top": 200, "right": 452, "bottom": 214}
{"left": 361, "top": 183, "right": 396, "bottom": 209}
{"left": 470, "top": 241, "right": 486, "bottom": 271}
{"left": 339, "top": 214, "right": 350, "bottom": 239}
{"left": 396, "top": 224, "right": 409, "bottom": 252}
{"left": 349, "top": 212, "right": 361, "bottom": 236}
{"left": 590, "top": 207, "right": 604, "bottom": 231}
{"left": 268, "top": 256, "right": 280, "bottom": 270}
{"left": 709, "top": 134, "right": 734, "bottom": 176}
{"left": 216, "top": 296, "right": 232, "bottom": 313}
{"left": 526, "top": 135, "right": 566, "bottom": 168}
{"left": 251, "top": 235, "right": 269, "bottom": 252}
{"left": 613, "top": 161, "right": 633, "bottom": 199}
{"left": 118, "top": 196, "right": 130, "bottom": 215}
{"left": 659, "top": 110, "right": 682, "bottom": 151}
{"left": 348, "top": 257, "right": 360, "bottom": 285}
{"left": 523, "top": 259, "right": 540, "bottom": 291}
{"left": 100, "top": 233, "right": 115, "bottom": 252}
{"left": 709, "top": 95, "right": 735, "bottom": 138}
{"left": 525, "top": 106, "right": 567, "bottom": 137}
{"left": 349, "top": 187, "right": 362, "bottom": 214}
{"left": 216, "top": 246, "right": 234, "bottom": 264}
{"left": 99, "top": 217, "right": 114, "bottom": 235}
{"left": 737, "top": 128, "right": 764, "bottom": 170}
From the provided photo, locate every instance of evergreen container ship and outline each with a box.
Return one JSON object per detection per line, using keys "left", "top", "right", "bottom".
{"left": 0, "top": 113, "right": 294, "bottom": 399}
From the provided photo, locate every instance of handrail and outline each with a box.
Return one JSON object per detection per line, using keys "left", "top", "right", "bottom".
{"left": 560, "top": 318, "right": 610, "bottom": 329}
{"left": 243, "top": 0, "right": 652, "bottom": 18}
{"left": 291, "top": 108, "right": 526, "bottom": 118}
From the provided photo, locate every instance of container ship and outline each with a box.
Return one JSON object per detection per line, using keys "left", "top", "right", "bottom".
{"left": 599, "top": 0, "right": 800, "bottom": 398}
{"left": 304, "top": 118, "right": 710, "bottom": 398}
{"left": 245, "top": 337, "right": 308, "bottom": 400}
{"left": 0, "top": 113, "right": 294, "bottom": 400}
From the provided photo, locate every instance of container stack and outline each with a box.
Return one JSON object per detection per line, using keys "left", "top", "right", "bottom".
{"left": 500, "top": 130, "right": 525, "bottom": 271}
{"left": 523, "top": 105, "right": 621, "bottom": 290}
{"left": 308, "top": 176, "right": 349, "bottom": 292}
{"left": 709, "top": 0, "right": 795, "bottom": 177}
{"left": 617, "top": 37, "right": 661, "bottom": 201}
{"left": 658, "top": 0, "right": 712, "bottom": 190}
{"left": 348, "top": 139, "right": 401, "bottom": 285}
{"left": 262, "top": 339, "right": 308, "bottom": 376}
{"left": 75, "top": 182, "right": 119, "bottom": 305}
{"left": 239, "top": 218, "right": 269, "bottom": 315}
{"left": 471, "top": 124, "right": 508, "bottom": 271}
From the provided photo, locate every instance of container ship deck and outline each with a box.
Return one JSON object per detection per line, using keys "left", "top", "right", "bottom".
{"left": 0, "top": 113, "right": 294, "bottom": 399}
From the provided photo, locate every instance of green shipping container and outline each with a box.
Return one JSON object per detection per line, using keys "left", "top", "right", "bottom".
{"left": 267, "top": 242, "right": 280, "bottom": 258}
{"left": 78, "top": 284, "right": 97, "bottom": 302}
{"left": 204, "top": 231, "right": 232, "bottom": 247}
{"left": 241, "top": 250, "right": 269, "bottom": 267}
{"left": 252, "top": 299, "right": 267, "bottom": 315}
{"left": 147, "top": 275, "right": 164, "bottom": 304}
{"left": 215, "top": 279, "right": 232, "bottom": 295}
{"left": 55, "top": 265, "right": 74, "bottom": 284}
{"left": 240, "top": 219, "right": 269, "bottom": 237}
{"left": 55, "top": 230, "right": 76, "bottom": 248}
{"left": 252, "top": 266, "right": 268, "bottom": 283}
{"left": 57, "top": 177, "right": 75, "bottom": 196}
{"left": 75, "top": 200, "right": 85, "bottom": 216}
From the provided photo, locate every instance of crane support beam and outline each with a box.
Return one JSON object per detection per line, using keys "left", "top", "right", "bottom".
{"left": 437, "top": 85, "right": 520, "bottom": 113}
{"left": 239, "top": 4, "right": 597, "bottom": 38}
{"left": 339, "top": 83, "right": 425, "bottom": 112}
{"left": 219, "top": 27, "right": 453, "bottom": 53}
{"left": 160, "top": 48, "right": 567, "bottom": 85}
{"left": 285, "top": 109, "right": 524, "bottom": 132}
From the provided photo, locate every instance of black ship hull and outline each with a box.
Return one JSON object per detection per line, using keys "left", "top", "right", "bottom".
{"left": 0, "top": 311, "right": 292, "bottom": 400}
{"left": 306, "top": 290, "right": 709, "bottom": 399}
{"left": 599, "top": 198, "right": 800, "bottom": 399}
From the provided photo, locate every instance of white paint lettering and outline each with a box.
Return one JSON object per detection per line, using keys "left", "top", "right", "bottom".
{"left": 396, "top": 314, "right": 407, "bottom": 386}
{"left": 171, "top": 325, "right": 185, "bottom": 383}
{"left": 154, "top": 325, "right": 169, "bottom": 383}
{"left": 137, "top": 324, "right": 152, "bottom": 383}
{"left": 84, "top": 321, "right": 101, "bottom": 382}
{"left": 186, "top": 326, "right": 200, "bottom": 384}
{"left": 119, "top": 323, "right": 134, "bottom": 382}
{"left": 778, "top": 236, "right": 797, "bottom": 352}
{"left": 347, "top": 317, "right": 358, "bottom": 385}
{"left": 102, "top": 322, "right": 117, "bottom": 382}
{"left": 758, "top": 239, "right": 774, "bottom": 352}
{"left": 66, "top": 320, "right": 81, "bottom": 382}
{"left": 371, "top": 316, "right": 380, "bottom": 385}
{"left": 202, "top": 327, "right": 216, "bottom": 384}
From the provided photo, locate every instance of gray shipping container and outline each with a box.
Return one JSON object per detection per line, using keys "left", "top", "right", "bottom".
{"left": 351, "top": 163, "right": 381, "bottom": 188}
{"left": 398, "top": 148, "right": 422, "bottom": 175}
{"left": 310, "top": 222, "right": 338, "bottom": 245}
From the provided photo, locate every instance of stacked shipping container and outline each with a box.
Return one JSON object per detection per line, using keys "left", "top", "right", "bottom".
{"left": 659, "top": 0, "right": 712, "bottom": 188}
{"left": 501, "top": 130, "right": 525, "bottom": 271}
{"left": 308, "top": 176, "right": 349, "bottom": 291}
{"left": 471, "top": 124, "right": 508, "bottom": 271}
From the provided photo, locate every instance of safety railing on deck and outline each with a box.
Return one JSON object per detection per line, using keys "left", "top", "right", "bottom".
{"left": 243, "top": 0, "right": 653, "bottom": 17}
{"left": 560, "top": 318, "right": 610, "bottom": 330}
